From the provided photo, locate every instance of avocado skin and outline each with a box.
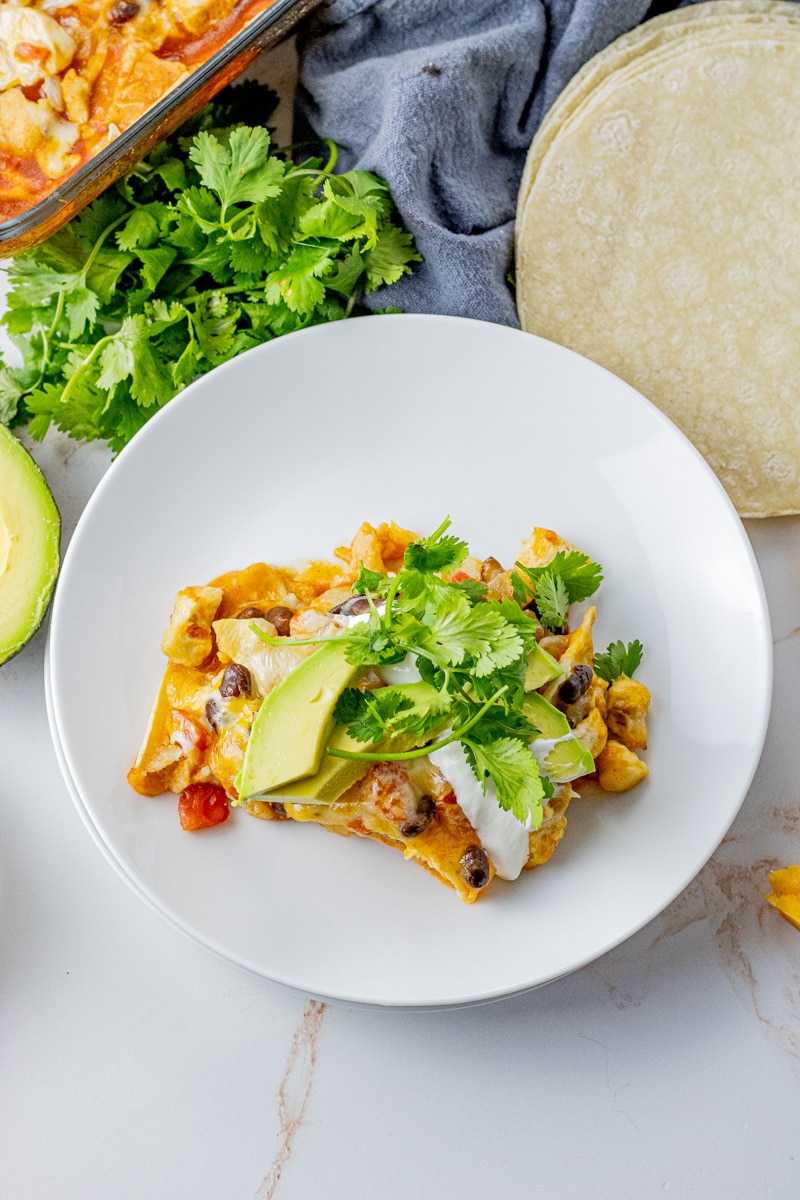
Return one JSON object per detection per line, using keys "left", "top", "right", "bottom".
{"left": 237, "top": 639, "right": 361, "bottom": 798}
{"left": 0, "top": 426, "right": 61, "bottom": 666}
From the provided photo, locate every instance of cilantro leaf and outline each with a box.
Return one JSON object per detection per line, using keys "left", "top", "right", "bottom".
{"left": 403, "top": 519, "right": 468, "bottom": 574}
{"left": 352, "top": 566, "right": 391, "bottom": 597}
{"left": 189, "top": 127, "right": 286, "bottom": 210}
{"left": 363, "top": 225, "right": 422, "bottom": 290}
{"left": 333, "top": 688, "right": 365, "bottom": 727}
{"left": 594, "top": 639, "right": 644, "bottom": 684}
{"left": 531, "top": 570, "right": 571, "bottom": 632}
{"left": 0, "top": 364, "right": 24, "bottom": 424}
{"left": 416, "top": 595, "right": 523, "bottom": 676}
{"left": 463, "top": 737, "right": 548, "bottom": 827}
{"left": 334, "top": 684, "right": 447, "bottom": 744}
{"left": 514, "top": 550, "right": 603, "bottom": 631}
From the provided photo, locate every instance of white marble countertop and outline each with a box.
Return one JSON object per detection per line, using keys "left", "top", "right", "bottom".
{"left": 3, "top": 44, "right": 800, "bottom": 1200}
{"left": 5, "top": 402, "right": 800, "bottom": 1200}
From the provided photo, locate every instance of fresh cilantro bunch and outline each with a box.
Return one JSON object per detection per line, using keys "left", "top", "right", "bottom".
{"left": 512, "top": 551, "right": 603, "bottom": 632}
{"left": 256, "top": 519, "right": 559, "bottom": 828}
{"left": 0, "top": 83, "right": 421, "bottom": 451}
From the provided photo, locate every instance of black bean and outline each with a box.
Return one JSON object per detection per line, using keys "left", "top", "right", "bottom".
{"left": 399, "top": 794, "right": 435, "bottom": 838}
{"left": 421, "top": 61, "right": 442, "bottom": 76}
{"left": 329, "top": 595, "right": 371, "bottom": 617}
{"left": 108, "top": 0, "right": 139, "bottom": 25}
{"left": 558, "top": 663, "right": 593, "bottom": 705}
{"left": 461, "top": 845, "right": 491, "bottom": 890}
{"left": 264, "top": 605, "right": 294, "bottom": 637}
{"left": 205, "top": 697, "right": 223, "bottom": 732}
{"left": 236, "top": 605, "right": 267, "bottom": 620}
{"left": 220, "top": 663, "right": 251, "bottom": 698}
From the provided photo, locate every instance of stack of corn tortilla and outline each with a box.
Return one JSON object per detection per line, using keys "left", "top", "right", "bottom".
{"left": 515, "top": 0, "right": 800, "bottom": 517}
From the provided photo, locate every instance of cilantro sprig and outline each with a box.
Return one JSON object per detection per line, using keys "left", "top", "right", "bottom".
{"left": 594, "top": 639, "right": 644, "bottom": 684}
{"left": 0, "top": 83, "right": 421, "bottom": 452}
{"left": 512, "top": 550, "right": 603, "bottom": 631}
{"left": 252, "top": 519, "right": 567, "bottom": 828}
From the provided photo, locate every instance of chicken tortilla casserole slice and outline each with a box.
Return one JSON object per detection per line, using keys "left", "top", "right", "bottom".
{"left": 128, "top": 522, "right": 650, "bottom": 902}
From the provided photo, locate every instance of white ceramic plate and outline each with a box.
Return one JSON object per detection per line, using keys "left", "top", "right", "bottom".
{"left": 46, "top": 314, "right": 771, "bottom": 1007}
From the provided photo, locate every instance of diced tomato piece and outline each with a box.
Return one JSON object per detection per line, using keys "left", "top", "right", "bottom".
{"left": 450, "top": 571, "right": 472, "bottom": 583}
{"left": 170, "top": 709, "right": 208, "bottom": 754}
{"left": 178, "top": 783, "right": 230, "bottom": 831}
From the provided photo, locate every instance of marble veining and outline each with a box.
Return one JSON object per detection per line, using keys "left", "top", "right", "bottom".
{"left": 256, "top": 1000, "right": 327, "bottom": 1199}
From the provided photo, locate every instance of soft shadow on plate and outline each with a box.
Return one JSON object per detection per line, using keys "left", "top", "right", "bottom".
{"left": 45, "top": 314, "right": 772, "bottom": 1007}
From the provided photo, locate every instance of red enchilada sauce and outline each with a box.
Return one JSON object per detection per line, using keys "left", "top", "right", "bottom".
{"left": 0, "top": 0, "right": 278, "bottom": 223}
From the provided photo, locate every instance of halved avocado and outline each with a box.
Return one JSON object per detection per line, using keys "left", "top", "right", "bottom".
{"left": 0, "top": 426, "right": 60, "bottom": 666}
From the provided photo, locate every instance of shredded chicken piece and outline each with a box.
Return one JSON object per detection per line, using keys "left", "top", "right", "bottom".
{"left": 161, "top": 585, "right": 222, "bottom": 667}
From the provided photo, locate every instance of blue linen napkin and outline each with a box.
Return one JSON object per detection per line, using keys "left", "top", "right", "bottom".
{"left": 295, "top": 0, "right": 673, "bottom": 326}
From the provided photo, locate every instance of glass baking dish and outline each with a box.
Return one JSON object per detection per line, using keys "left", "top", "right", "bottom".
{"left": 0, "top": 0, "right": 321, "bottom": 256}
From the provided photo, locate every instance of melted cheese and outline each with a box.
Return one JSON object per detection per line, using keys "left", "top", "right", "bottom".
{"left": 0, "top": 5, "right": 75, "bottom": 91}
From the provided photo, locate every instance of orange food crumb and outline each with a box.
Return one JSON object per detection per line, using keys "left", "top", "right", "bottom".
{"left": 765, "top": 865, "right": 800, "bottom": 931}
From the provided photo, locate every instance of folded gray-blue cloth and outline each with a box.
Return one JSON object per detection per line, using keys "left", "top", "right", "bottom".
{"left": 295, "top": 0, "right": 672, "bottom": 326}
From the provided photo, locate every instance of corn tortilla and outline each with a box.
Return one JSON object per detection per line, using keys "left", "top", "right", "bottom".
{"left": 516, "top": 12, "right": 800, "bottom": 516}
{"left": 517, "top": 1, "right": 800, "bottom": 221}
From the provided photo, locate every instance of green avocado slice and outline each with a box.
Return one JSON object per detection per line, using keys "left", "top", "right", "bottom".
{"left": 523, "top": 691, "right": 595, "bottom": 781}
{"left": 0, "top": 426, "right": 61, "bottom": 666}
{"left": 524, "top": 642, "right": 562, "bottom": 691}
{"left": 236, "top": 639, "right": 361, "bottom": 798}
{"left": 523, "top": 691, "right": 570, "bottom": 738}
{"left": 274, "top": 681, "right": 444, "bottom": 804}
{"left": 543, "top": 737, "right": 595, "bottom": 782}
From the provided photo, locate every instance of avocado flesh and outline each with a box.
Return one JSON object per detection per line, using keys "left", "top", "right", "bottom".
{"left": 0, "top": 426, "right": 61, "bottom": 666}
{"left": 237, "top": 639, "right": 361, "bottom": 798}
{"left": 523, "top": 691, "right": 594, "bottom": 781}
{"left": 543, "top": 737, "right": 595, "bottom": 782}
{"left": 523, "top": 691, "right": 570, "bottom": 738}
{"left": 273, "top": 681, "right": 444, "bottom": 804}
{"left": 524, "top": 642, "right": 562, "bottom": 691}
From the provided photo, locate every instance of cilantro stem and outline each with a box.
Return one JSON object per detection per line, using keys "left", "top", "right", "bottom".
{"left": 82, "top": 210, "right": 130, "bottom": 277}
{"left": 58, "top": 334, "right": 113, "bottom": 407}
{"left": 327, "top": 686, "right": 509, "bottom": 762}
{"left": 322, "top": 139, "right": 338, "bottom": 176}
{"left": 30, "top": 289, "right": 66, "bottom": 392}
{"left": 382, "top": 572, "right": 402, "bottom": 631}
{"left": 249, "top": 624, "right": 349, "bottom": 648}
{"left": 286, "top": 139, "right": 338, "bottom": 187}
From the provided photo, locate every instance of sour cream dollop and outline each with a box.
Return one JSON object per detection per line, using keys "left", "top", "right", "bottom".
{"left": 428, "top": 742, "right": 529, "bottom": 880}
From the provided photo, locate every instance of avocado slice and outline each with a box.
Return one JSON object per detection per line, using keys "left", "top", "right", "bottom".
{"left": 0, "top": 426, "right": 60, "bottom": 666}
{"left": 523, "top": 691, "right": 595, "bottom": 781}
{"left": 524, "top": 641, "right": 563, "bottom": 690}
{"left": 523, "top": 691, "right": 570, "bottom": 738}
{"left": 236, "top": 639, "right": 361, "bottom": 798}
{"left": 274, "top": 681, "right": 444, "bottom": 804}
{"left": 542, "top": 737, "right": 595, "bottom": 782}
